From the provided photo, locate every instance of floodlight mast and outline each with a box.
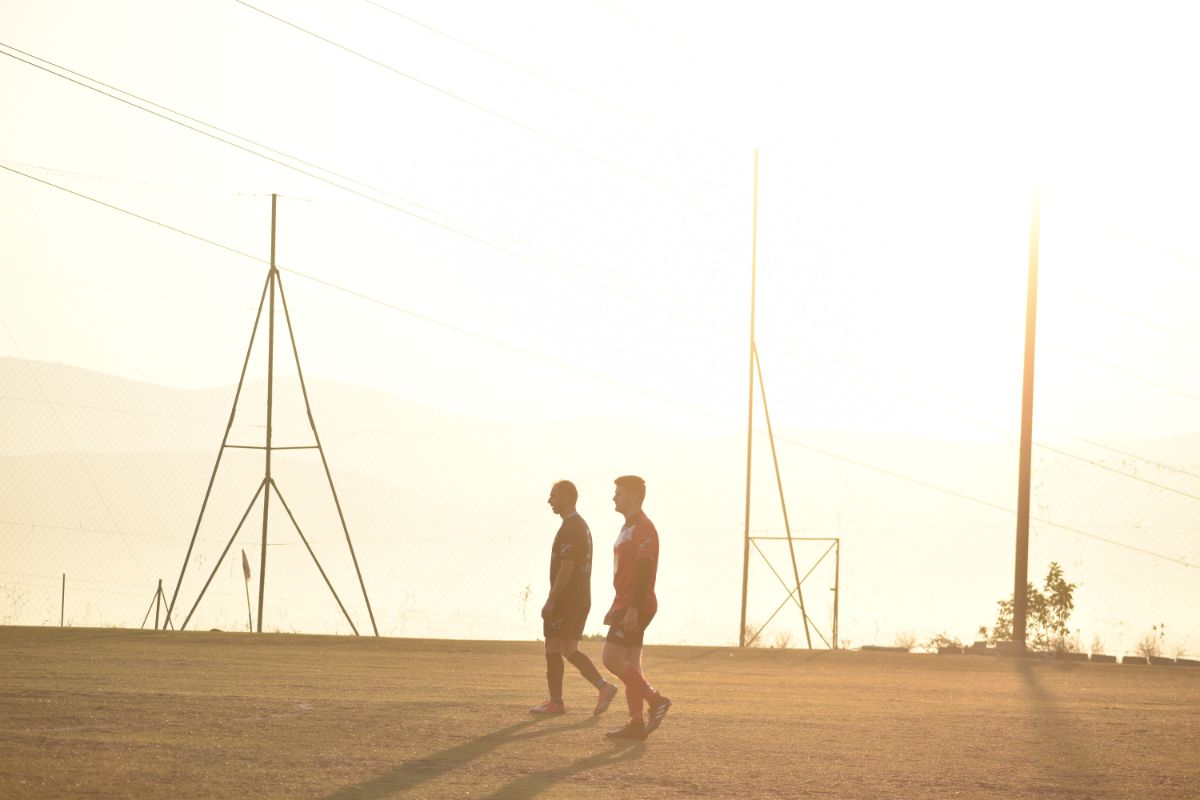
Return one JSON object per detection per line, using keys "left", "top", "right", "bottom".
{"left": 737, "top": 151, "right": 830, "bottom": 650}
{"left": 165, "top": 194, "right": 379, "bottom": 636}
{"left": 1012, "top": 188, "right": 1041, "bottom": 653}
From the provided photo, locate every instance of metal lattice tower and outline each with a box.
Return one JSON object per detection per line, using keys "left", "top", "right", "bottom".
{"left": 164, "top": 195, "right": 378, "bottom": 635}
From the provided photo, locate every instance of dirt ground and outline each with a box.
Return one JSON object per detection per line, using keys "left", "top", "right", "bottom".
{"left": 1, "top": 626, "right": 1197, "bottom": 799}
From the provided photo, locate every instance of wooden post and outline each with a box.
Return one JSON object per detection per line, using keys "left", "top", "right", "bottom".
{"left": 1013, "top": 188, "right": 1041, "bottom": 652}
{"left": 739, "top": 150, "right": 759, "bottom": 647}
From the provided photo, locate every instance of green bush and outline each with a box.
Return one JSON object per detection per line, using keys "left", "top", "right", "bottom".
{"left": 982, "top": 562, "right": 1077, "bottom": 652}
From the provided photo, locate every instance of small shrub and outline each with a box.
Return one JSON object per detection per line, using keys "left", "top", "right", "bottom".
{"left": 893, "top": 630, "right": 918, "bottom": 651}
{"left": 924, "top": 632, "right": 963, "bottom": 651}
{"left": 515, "top": 584, "right": 532, "bottom": 622}
{"left": 981, "top": 562, "right": 1076, "bottom": 652}
{"left": 1136, "top": 624, "right": 1167, "bottom": 659}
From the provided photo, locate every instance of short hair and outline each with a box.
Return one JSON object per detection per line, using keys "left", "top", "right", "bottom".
{"left": 552, "top": 480, "right": 578, "bottom": 505}
{"left": 614, "top": 475, "right": 646, "bottom": 503}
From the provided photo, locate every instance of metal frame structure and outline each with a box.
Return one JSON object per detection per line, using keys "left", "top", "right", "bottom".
{"left": 140, "top": 579, "right": 173, "bottom": 630}
{"left": 738, "top": 150, "right": 840, "bottom": 649}
{"left": 744, "top": 535, "right": 839, "bottom": 649}
{"left": 164, "top": 195, "right": 378, "bottom": 635}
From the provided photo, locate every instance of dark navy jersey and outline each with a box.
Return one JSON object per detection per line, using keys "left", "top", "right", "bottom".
{"left": 550, "top": 512, "right": 593, "bottom": 610}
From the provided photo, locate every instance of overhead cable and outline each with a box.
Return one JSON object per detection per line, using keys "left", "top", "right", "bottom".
{"left": 5, "top": 161, "right": 1194, "bottom": 570}
{"left": 357, "top": 0, "right": 640, "bottom": 120}
{"left": 233, "top": 0, "right": 605, "bottom": 164}
{"left": 0, "top": 42, "right": 715, "bottom": 333}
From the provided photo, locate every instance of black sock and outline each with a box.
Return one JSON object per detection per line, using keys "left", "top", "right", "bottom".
{"left": 565, "top": 650, "right": 606, "bottom": 688}
{"left": 545, "top": 653, "right": 565, "bottom": 703}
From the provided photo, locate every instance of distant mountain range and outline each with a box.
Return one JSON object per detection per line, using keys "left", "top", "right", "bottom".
{"left": 2, "top": 357, "right": 1197, "bottom": 656}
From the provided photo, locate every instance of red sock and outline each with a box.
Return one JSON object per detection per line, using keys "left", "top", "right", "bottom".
{"left": 620, "top": 665, "right": 652, "bottom": 723}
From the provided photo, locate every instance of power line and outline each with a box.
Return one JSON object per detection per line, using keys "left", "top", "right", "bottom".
{"left": 0, "top": 519, "right": 180, "bottom": 540}
{"left": 589, "top": 0, "right": 669, "bottom": 32}
{"left": 1034, "top": 442, "right": 1200, "bottom": 505}
{"left": 1117, "top": 231, "right": 1200, "bottom": 270}
{"left": 759, "top": 349, "right": 1200, "bottom": 494}
{"left": 0, "top": 162, "right": 720, "bottom": 423}
{"left": 1, "top": 43, "right": 563, "bottom": 250}
{"left": 0, "top": 44, "right": 508, "bottom": 240}
{"left": 1042, "top": 429, "right": 1200, "bottom": 486}
{"left": 0, "top": 162, "right": 263, "bottom": 262}
{"left": 6, "top": 160, "right": 1195, "bottom": 571}
{"left": 1065, "top": 292, "right": 1200, "bottom": 348}
{"left": 0, "top": 46, "right": 512, "bottom": 243}
{"left": 357, "top": 0, "right": 640, "bottom": 120}
{"left": 0, "top": 157, "right": 225, "bottom": 194}
{"left": 232, "top": 0, "right": 603, "bottom": 163}
{"left": 770, "top": 431, "right": 1198, "bottom": 569}
{"left": 0, "top": 265, "right": 257, "bottom": 312}
{"left": 0, "top": 43, "right": 717, "bottom": 332}
{"left": 0, "top": 393, "right": 225, "bottom": 427}
{"left": 1052, "top": 344, "right": 1200, "bottom": 404}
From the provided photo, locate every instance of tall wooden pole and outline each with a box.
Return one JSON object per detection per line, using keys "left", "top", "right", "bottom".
{"left": 257, "top": 194, "right": 277, "bottom": 633}
{"left": 739, "top": 150, "right": 759, "bottom": 647}
{"left": 832, "top": 540, "right": 840, "bottom": 650}
{"left": 1013, "top": 188, "right": 1041, "bottom": 652}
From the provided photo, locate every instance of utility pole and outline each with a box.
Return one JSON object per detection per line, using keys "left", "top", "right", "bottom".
{"left": 1013, "top": 188, "right": 1041, "bottom": 652}
{"left": 740, "top": 150, "right": 759, "bottom": 648}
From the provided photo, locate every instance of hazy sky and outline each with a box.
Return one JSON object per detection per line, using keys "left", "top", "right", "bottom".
{"left": 3, "top": 0, "right": 1199, "bottom": 439}
{"left": 2, "top": 2, "right": 1199, "bottom": 650}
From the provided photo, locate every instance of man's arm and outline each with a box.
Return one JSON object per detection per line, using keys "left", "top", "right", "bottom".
{"left": 622, "top": 559, "right": 653, "bottom": 633}
{"left": 541, "top": 560, "right": 574, "bottom": 618}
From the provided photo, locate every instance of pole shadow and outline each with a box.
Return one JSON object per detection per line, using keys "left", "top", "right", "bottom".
{"left": 1013, "top": 658, "right": 1102, "bottom": 794}
{"left": 483, "top": 739, "right": 646, "bottom": 799}
{"left": 322, "top": 715, "right": 601, "bottom": 799}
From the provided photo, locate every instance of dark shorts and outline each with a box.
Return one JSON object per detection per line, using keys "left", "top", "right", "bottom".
{"left": 543, "top": 605, "right": 589, "bottom": 641}
{"left": 605, "top": 610, "right": 656, "bottom": 648}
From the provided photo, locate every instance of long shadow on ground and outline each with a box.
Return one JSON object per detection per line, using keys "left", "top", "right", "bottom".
{"left": 323, "top": 715, "right": 614, "bottom": 799}
{"left": 1015, "top": 659, "right": 1102, "bottom": 796}
{"left": 483, "top": 740, "right": 645, "bottom": 800}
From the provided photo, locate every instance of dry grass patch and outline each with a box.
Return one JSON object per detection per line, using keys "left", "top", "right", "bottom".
{"left": 1, "top": 627, "right": 1197, "bottom": 798}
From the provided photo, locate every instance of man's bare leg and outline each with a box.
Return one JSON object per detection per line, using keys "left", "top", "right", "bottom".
{"left": 563, "top": 638, "right": 616, "bottom": 714}
{"left": 531, "top": 637, "right": 567, "bottom": 714}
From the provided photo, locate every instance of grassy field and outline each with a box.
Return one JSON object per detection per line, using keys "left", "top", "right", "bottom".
{"left": 1, "top": 626, "right": 1197, "bottom": 799}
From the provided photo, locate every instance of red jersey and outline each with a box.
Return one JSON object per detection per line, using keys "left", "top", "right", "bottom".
{"left": 605, "top": 511, "right": 659, "bottom": 622}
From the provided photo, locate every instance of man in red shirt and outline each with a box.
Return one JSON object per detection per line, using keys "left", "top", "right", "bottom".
{"left": 601, "top": 475, "right": 672, "bottom": 740}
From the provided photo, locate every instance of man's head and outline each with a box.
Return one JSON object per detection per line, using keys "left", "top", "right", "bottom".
{"left": 548, "top": 480, "right": 578, "bottom": 516}
{"left": 613, "top": 475, "right": 646, "bottom": 517}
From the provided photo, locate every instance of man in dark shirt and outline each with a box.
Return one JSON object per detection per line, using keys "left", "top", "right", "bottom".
{"left": 601, "top": 475, "right": 672, "bottom": 739}
{"left": 530, "top": 480, "right": 618, "bottom": 715}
